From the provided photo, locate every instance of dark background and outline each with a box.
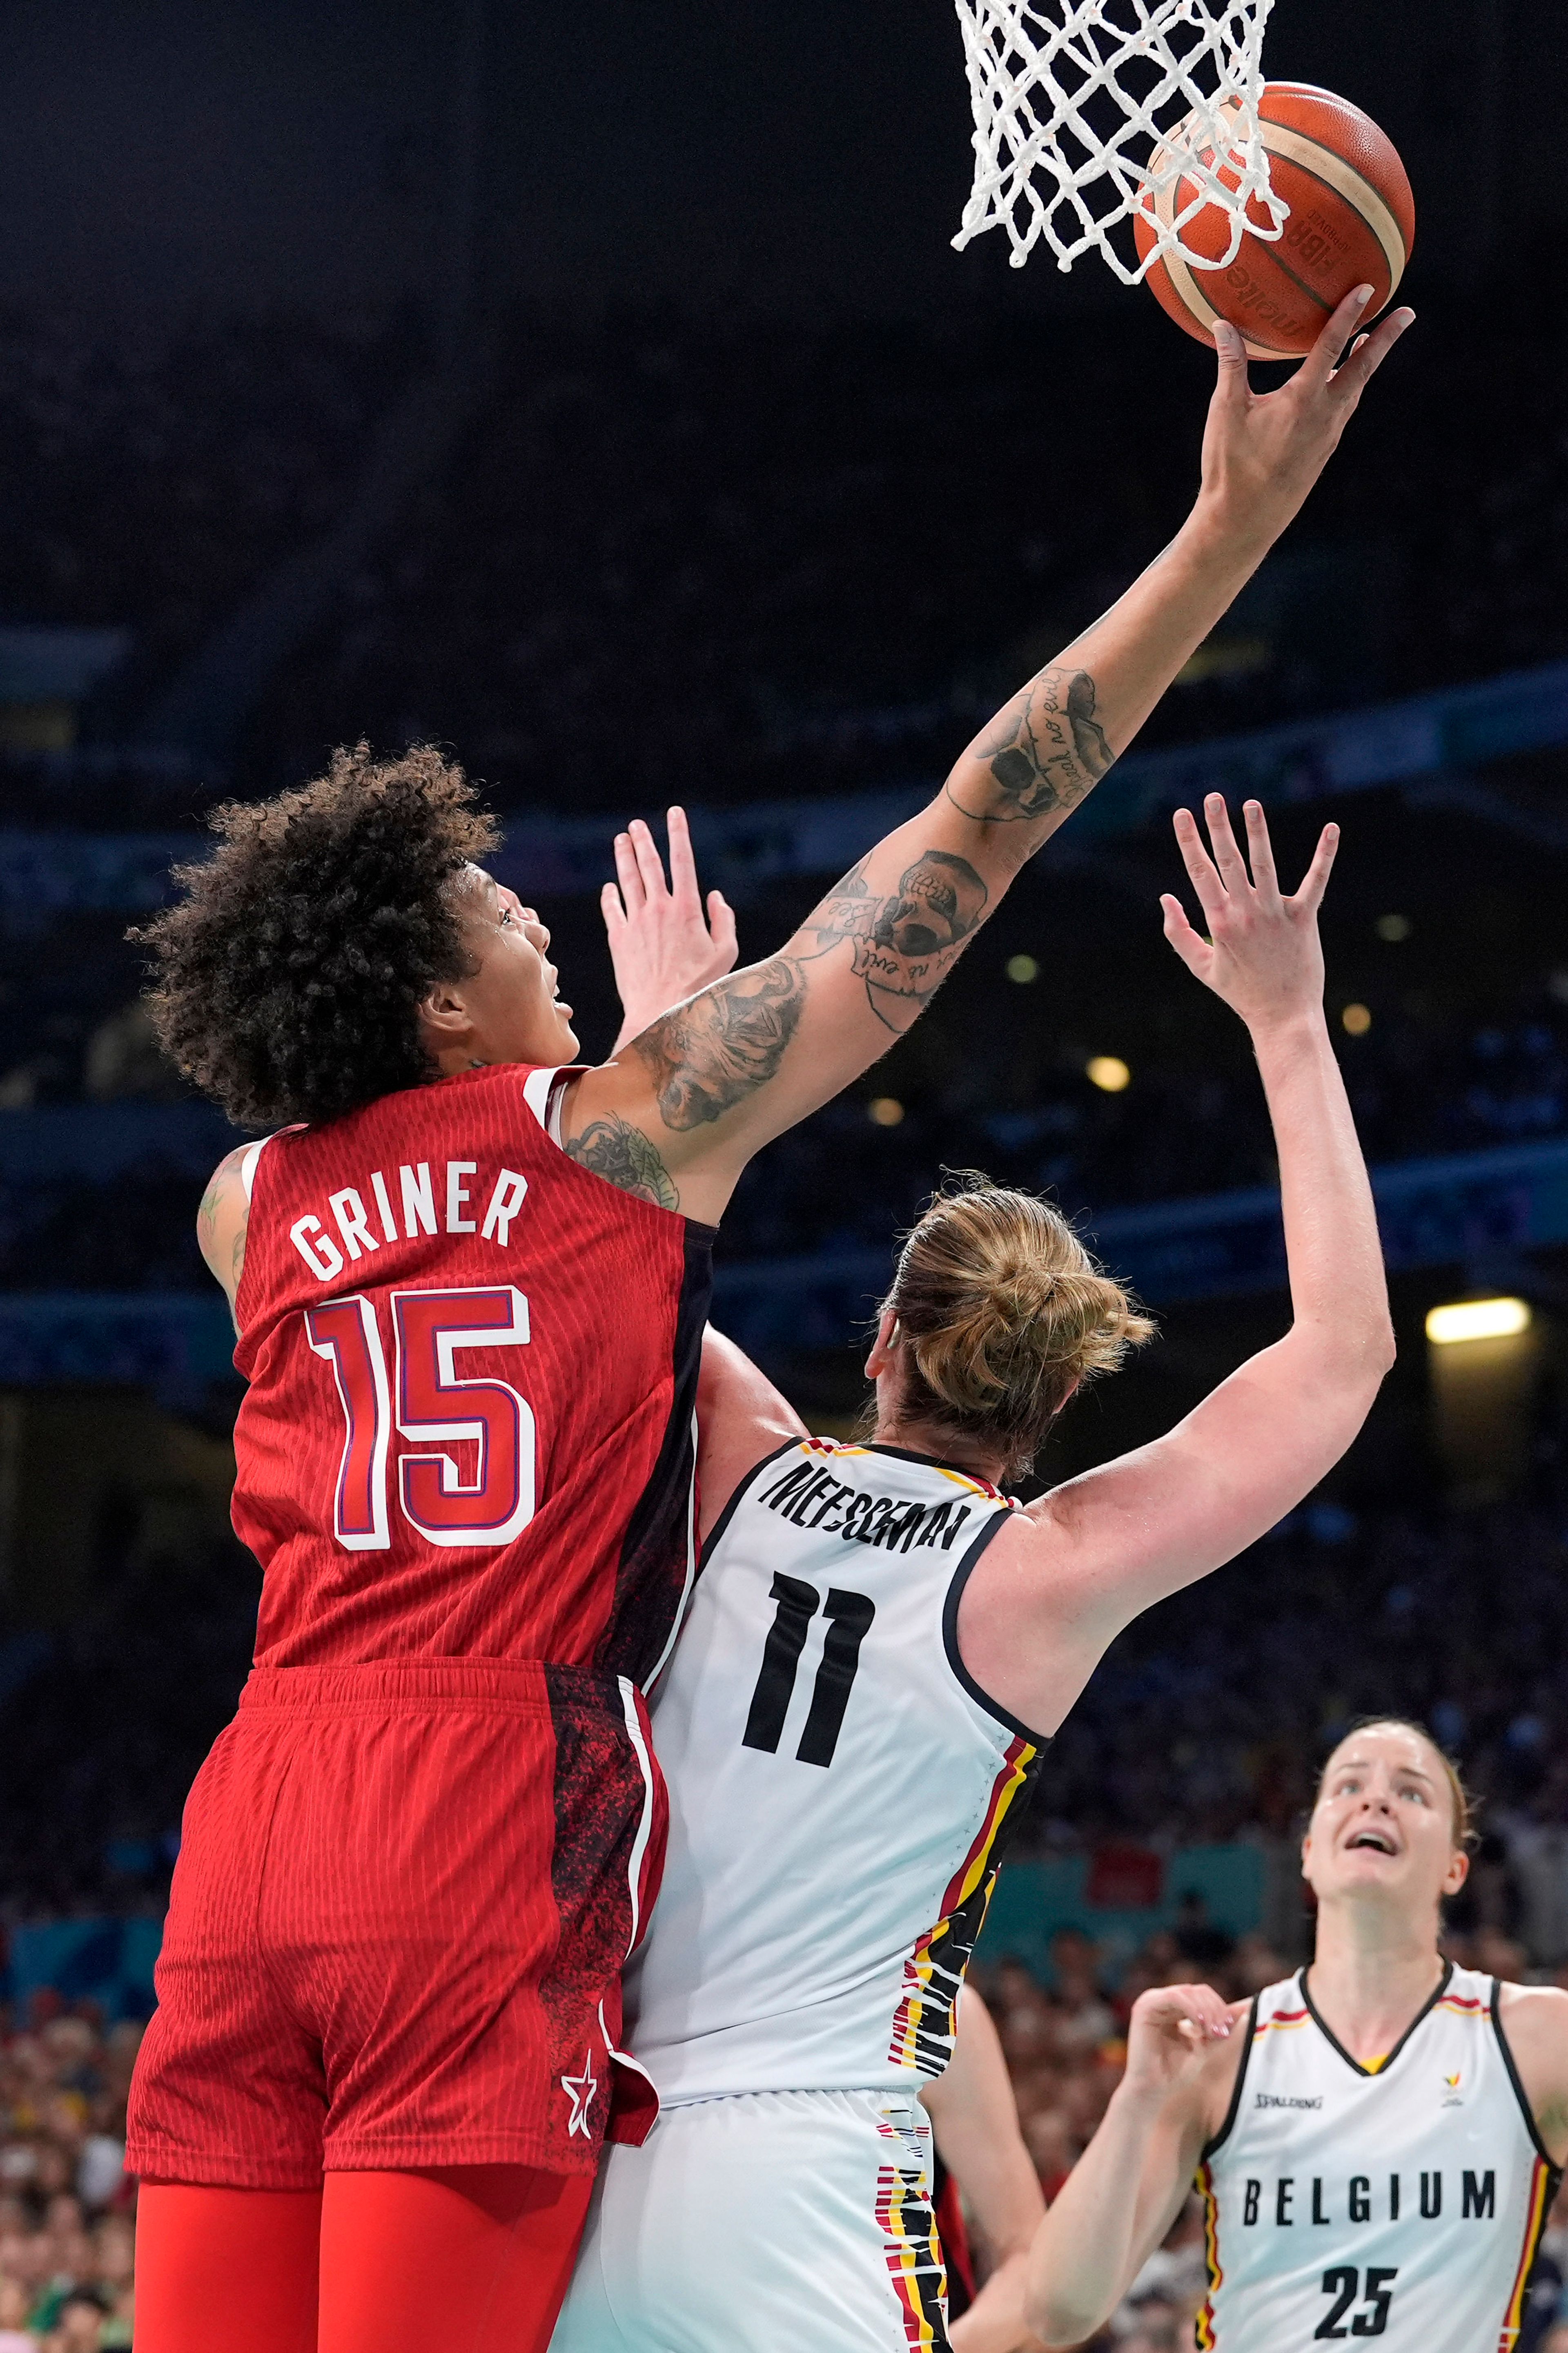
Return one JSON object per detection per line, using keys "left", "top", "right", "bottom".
{"left": 0, "top": 0, "right": 1548, "bottom": 323}
{"left": 4, "top": 11, "right": 1568, "bottom": 2338}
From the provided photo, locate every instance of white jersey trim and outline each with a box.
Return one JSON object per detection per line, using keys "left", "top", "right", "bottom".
{"left": 238, "top": 1136, "right": 272, "bottom": 1202}
{"left": 521, "top": 1063, "right": 568, "bottom": 1134}
{"left": 617, "top": 1675, "right": 657, "bottom": 1957}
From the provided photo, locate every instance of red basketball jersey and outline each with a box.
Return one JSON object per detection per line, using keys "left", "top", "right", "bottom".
{"left": 230, "top": 1063, "right": 712, "bottom": 1683}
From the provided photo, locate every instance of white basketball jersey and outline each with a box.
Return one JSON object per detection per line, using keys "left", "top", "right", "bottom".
{"left": 626, "top": 1438, "right": 1044, "bottom": 2105}
{"left": 1200, "top": 1965, "right": 1558, "bottom": 2351}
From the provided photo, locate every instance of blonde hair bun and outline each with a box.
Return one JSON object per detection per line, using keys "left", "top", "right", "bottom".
{"left": 882, "top": 1178, "right": 1153, "bottom": 1477}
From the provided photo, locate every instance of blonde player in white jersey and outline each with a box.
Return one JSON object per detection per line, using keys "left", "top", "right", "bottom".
{"left": 552, "top": 792, "right": 1394, "bottom": 2353}
{"left": 1026, "top": 1720, "right": 1568, "bottom": 2351}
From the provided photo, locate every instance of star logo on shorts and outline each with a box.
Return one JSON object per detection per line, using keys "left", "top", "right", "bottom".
{"left": 562, "top": 2052, "right": 599, "bottom": 2137}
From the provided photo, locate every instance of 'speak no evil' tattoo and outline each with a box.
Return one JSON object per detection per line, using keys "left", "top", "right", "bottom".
{"left": 565, "top": 1113, "right": 679, "bottom": 1210}
{"left": 802, "top": 847, "right": 988, "bottom": 1033}
{"left": 946, "top": 665, "right": 1115, "bottom": 826}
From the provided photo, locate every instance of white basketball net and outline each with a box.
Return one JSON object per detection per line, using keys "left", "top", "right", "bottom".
{"left": 952, "top": 0, "right": 1287, "bottom": 283}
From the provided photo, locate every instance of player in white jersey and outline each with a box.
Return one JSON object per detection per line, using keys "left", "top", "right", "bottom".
{"left": 554, "top": 796, "right": 1396, "bottom": 2353}
{"left": 1026, "top": 1719, "right": 1568, "bottom": 2351}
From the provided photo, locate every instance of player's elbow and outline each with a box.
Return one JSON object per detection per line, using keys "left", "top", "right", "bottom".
{"left": 1029, "top": 2291, "right": 1110, "bottom": 2349}
{"left": 1296, "top": 1305, "right": 1396, "bottom": 1410}
{"left": 1352, "top": 1306, "right": 1398, "bottom": 1394}
{"left": 1025, "top": 2266, "right": 1113, "bottom": 2349}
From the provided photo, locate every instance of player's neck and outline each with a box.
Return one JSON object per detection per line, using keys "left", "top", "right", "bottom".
{"left": 1306, "top": 1904, "right": 1447, "bottom": 2065}
{"left": 868, "top": 1415, "right": 1009, "bottom": 1486}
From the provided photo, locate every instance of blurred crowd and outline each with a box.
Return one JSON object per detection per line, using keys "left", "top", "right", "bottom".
{"left": 3, "top": 912, "right": 1566, "bottom": 1287}
{"left": 0, "top": 1499, "right": 1568, "bottom": 2339}
{"left": 187, "top": 292, "right": 1568, "bottom": 817}
{"left": 0, "top": 301, "right": 414, "bottom": 734}
{"left": 2, "top": 286, "right": 1567, "bottom": 2343}
{"left": 0, "top": 290, "right": 1563, "bottom": 822}
{"left": 0, "top": 2012, "right": 136, "bottom": 2351}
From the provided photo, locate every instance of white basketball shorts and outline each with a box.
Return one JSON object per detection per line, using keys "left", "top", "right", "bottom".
{"left": 550, "top": 2085, "right": 951, "bottom": 2353}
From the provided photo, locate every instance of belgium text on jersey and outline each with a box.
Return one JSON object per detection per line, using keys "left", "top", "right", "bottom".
{"left": 288, "top": 1158, "right": 530, "bottom": 1281}
{"left": 1238, "top": 2168, "right": 1501, "bottom": 2228}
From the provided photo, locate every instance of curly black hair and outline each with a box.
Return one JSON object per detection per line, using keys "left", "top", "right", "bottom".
{"left": 133, "top": 743, "right": 499, "bottom": 1130}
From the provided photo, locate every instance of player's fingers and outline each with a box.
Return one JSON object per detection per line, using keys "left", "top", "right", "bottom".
{"left": 665, "top": 805, "right": 701, "bottom": 910}
{"left": 1209, "top": 317, "right": 1250, "bottom": 406}
{"left": 1160, "top": 893, "right": 1212, "bottom": 977}
{"left": 1241, "top": 799, "right": 1281, "bottom": 904}
{"left": 599, "top": 881, "right": 626, "bottom": 936}
{"left": 1330, "top": 306, "right": 1414, "bottom": 404}
{"left": 1202, "top": 793, "right": 1250, "bottom": 894}
{"left": 613, "top": 830, "right": 646, "bottom": 914}
{"left": 628, "top": 818, "right": 670, "bottom": 901}
{"left": 1291, "top": 821, "right": 1340, "bottom": 915}
{"left": 1138, "top": 1981, "right": 1232, "bottom": 2036}
{"left": 708, "top": 889, "right": 739, "bottom": 970}
{"left": 1173, "top": 808, "right": 1229, "bottom": 925}
{"left": 1301, "top": 283, "right": 1373, "bottom": 389}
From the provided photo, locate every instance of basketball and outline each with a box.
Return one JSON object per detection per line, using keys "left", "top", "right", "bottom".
{"left": 1134, "top": 83, "right": 1415, "bottom": 359}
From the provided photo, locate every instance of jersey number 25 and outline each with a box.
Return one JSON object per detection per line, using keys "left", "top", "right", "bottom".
{"left": 306, "top": 1287, "right": 535, "bottom": 1550}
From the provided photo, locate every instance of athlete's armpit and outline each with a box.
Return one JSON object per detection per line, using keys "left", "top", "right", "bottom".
{"left": 795, "top": 848, "right": 989, "bottom": 1033}
{"left": 944, "top": 666, "right": 1116, "bottom": 828}
{"left": 565, "top": 1114, "right": 679, "bottom": 1210}
{"left": 632, "top": 957, "right": 805, "bottom": 1130}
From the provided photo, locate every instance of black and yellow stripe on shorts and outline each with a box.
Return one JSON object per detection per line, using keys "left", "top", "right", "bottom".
{"left": 877, "top": 2158, "right": 952, "bottom": 2351}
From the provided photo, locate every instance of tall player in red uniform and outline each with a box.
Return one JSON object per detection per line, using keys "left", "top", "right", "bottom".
{"left": 124, "top": 292, "right": 1409, "bottom": 2353}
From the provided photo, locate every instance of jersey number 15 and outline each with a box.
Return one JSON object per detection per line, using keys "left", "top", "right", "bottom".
{"left": 306, "top": 1287, "right": 534, "bottom": 1550}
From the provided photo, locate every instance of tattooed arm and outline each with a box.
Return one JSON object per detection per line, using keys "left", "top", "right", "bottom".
{"left": 196, "top": 1143, "right": 251, "bottom": 1332}
{"left": 562, "top": 290, "right": 1412, "bottom": 1222}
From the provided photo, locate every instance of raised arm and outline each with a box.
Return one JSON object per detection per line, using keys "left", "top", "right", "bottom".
{"left": 695, "top": 1327, "right": 807, "bottom": 1543}
{"left": 561, "top": 292, "right": 1413, "bottom": 1223}
{"left": 1024, "top": 1985, "right": 1240, "bottom": 2348}
{"left": 958, "top": 797, "right": 1394, "bottom": 1737}
{"left": 921, "top": 1989, "right": 1047, "bottom": 2353}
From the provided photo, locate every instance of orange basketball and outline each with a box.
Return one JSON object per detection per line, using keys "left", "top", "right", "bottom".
{"left": 1133, "top": 83, "right": 1415, "bottom": 360}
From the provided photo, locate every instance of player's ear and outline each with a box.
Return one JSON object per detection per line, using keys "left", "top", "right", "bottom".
{"left": 864, "top": 1309, "right": 900, "bottom": 1381}
{"left": 1443, "top": 1847, "right": 1470, "bottom": 1898}
{"left": 417, "top": 978, "right": 475, "bottom": 1051}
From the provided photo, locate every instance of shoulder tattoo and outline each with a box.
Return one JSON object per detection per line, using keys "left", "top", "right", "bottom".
{"left": 565, "top": 1113, "right": 679, "bottom": 1210}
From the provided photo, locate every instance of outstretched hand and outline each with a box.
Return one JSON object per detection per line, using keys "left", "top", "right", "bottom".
{"left": 602, "top": 806, "right": 739, "bottom": 1055}
{"left": 1162, "top": 795, "right": 1336, "bottom": 1033}
{"left": 1122, "top": 1982, "right": 1241, "bottom": 2105}
{"left": 1198, "top": 283, "right": 1414, "bottom": 553}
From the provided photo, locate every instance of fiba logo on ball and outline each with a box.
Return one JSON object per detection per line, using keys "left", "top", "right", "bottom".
{"left": 1135, "top": 84, "right": 1415, "bottom": 359}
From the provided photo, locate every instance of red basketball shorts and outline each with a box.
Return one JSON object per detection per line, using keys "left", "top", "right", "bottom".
{"left": 126, "top": 1659, "right": 665, "bottom": 2191}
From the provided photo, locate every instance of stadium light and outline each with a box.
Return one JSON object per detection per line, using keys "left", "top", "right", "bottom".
{"left": 1425, "top": 1298, "right": 1532, "bottom": 1346}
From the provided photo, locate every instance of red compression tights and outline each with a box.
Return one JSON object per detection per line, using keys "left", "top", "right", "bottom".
{"left": 136, "top": 2166, "right": 594, "bottom": 2353}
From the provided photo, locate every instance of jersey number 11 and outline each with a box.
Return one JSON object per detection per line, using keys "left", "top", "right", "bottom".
{"left": 742, "top": 1574, "right": 875, "bottom": 1769}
